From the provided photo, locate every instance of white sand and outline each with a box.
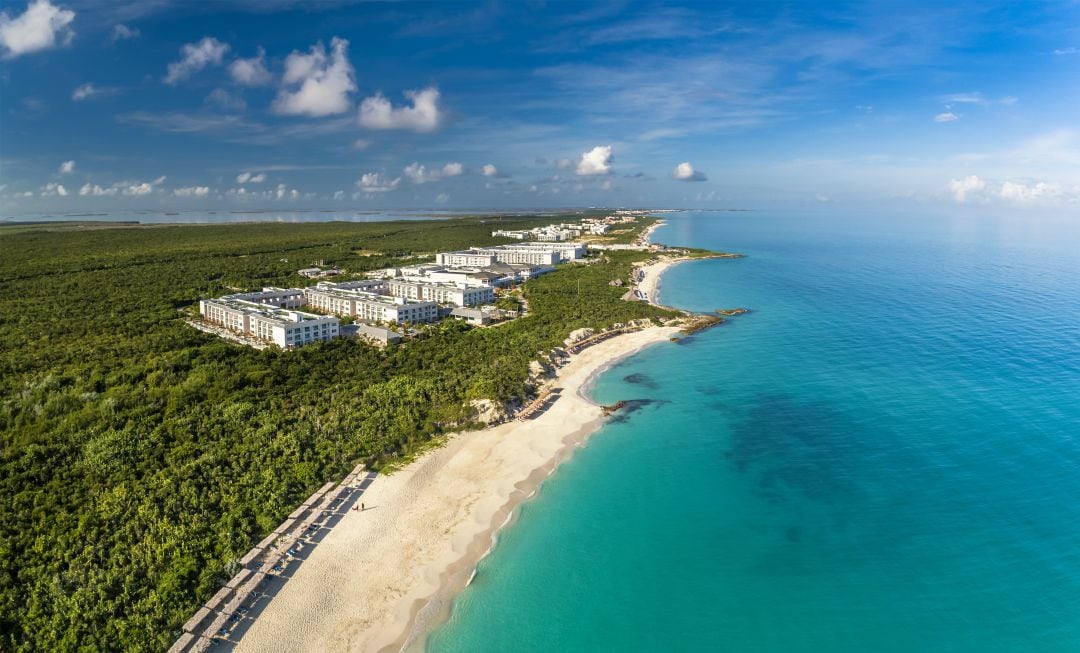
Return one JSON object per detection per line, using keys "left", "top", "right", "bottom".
{"left": 637, "top": 257, "right": 689, "bottom": 308}
{"left": 235, "top": 326, "right": 680, "bottom": 653}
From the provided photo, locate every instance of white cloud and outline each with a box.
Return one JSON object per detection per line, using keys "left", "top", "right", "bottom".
{"left": 273, "top": 183, "right": 297, "bottom": 199}
{"left": 58, "top": 159, "right": 74, "bottom": 174}
{"left": 358, "top": 86, "right": 441, "bottom": 132}
{"left": 333, "top": 190, "right": 345, "bottom": 200}
{"left": 124, "top": 175, "right": 166, "bottom": 196}
{"left": 41, "top": 182, "right": 67, "bottom": 196}
{"left": 403, "top": 161, "right": 462, "bottom": 184}
{"left": 0, "top": 0, "right": 75, "bottom": 58}
{"left": 79, "top": 183, "right": 117, "bottom": 196}
{"left": 164, "top": 37, "right": 230, "bottom": 85}
{"left": 229, "top": 47, "right": 271, "bottom": 86}
{"left": 352, "top": 138, "right": 371, "bottom": 150}
{"left": 934, "top": 111, "right": 960, "bottom": 123}
{"left": 482, "top": 164, "right": 498, "bottom": 177}
{"left": 999, "top": 180, "right": 1063, "bottom": 203}
{"left": 273, "top": 37, "right": 356, "bottom": 117}
{"left": 236, "top": 171, "right": 266, "bottom": 184}
{"left": 555, "top": 158, "right": 573, "bottom": 170}
{"left": 72, "top": 83, "right": 97, "bottom": 100}
{"left": 1054, "top": 46, "right": 1078, "bottom": 56}
{"left": 403, "top": 163, "right": 435, "bottom": 184}
{"left": 672, "top": 161, "right": 706, "bottom": 181}
{"left": 435, "top": 192, "right": 450, "bottom": 204}
{"left": 356, "top": 172, "right": 400, "bottom": 192}
{"left": 948, "top": 175, "right": 985, "bottom": 203}
{"left": 205, "top": 88, "right": 245, "bottom": 111}
{"left": 110, "top": 24, "right": 138, "bottom": 43}
{"left": 576, "top": 145, "right": 613, "bottom": 176}
{"left": 173, "top": 186, "right": 210, "bottom": 197}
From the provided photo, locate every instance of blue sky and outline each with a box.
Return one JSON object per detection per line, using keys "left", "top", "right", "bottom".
{"left": 1, "top": 0, "right": 1079, "bottom": 214}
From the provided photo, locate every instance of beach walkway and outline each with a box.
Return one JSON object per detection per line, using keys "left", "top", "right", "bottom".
{"left": 167, "top": 464, "right": 378, "bottom": 652}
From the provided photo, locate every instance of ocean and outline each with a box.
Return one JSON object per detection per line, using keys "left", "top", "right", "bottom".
{"left": 426, "top": 209, "right": 1080, "bottom": 652}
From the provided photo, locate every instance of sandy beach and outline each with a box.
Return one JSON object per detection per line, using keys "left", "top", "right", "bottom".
{"left": 234, "top": 325, "right": 679, "bottom": 653}
{"left": 636, "top": 257, "right": 689, "bottom": 308}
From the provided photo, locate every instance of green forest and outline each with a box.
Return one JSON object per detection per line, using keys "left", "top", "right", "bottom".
{"left": 0, "top": 215, "right": 675, "bottom": 651}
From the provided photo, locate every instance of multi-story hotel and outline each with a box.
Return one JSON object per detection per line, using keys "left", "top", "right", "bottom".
{"left": 199, "top": 299, "right": 339, "bottom": 348}
{"left": 384, "top": 279, "right": 494, "bottom": 306}
{"left": 434, "top": 249, "right": 500, "bottom": 267}
{"left": 435, "top": 242, "right": 587, "bottom": 267}
{"left": 220, "top": 287, "right": 307, "bottom": 309}
{"left": 304, "top": 283, "right": 439, "bottom": 324}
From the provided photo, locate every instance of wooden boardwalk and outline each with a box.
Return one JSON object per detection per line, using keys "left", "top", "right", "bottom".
{"left": 168, "top": 463, "right": 374, "bottom": 652}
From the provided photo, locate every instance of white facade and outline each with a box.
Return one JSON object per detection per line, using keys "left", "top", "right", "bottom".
{"left": 385, "top": 279, "right": 494, "bottom": 306}
{"left": 199, "top": 299, "right": 339, "bottom": 348}
{"left": 304, "top": 286, "right": 439, "bottom": 324}
{"left": 435, "top": 250, "right": 499, "bottom": 267}
{"left": 221, "top": 287, "right": 307, "bottom": 309}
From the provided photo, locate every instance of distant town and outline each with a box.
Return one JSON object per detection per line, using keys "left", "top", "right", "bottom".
{"left": 191, "top": 212, "right": 655, "bottom": 349}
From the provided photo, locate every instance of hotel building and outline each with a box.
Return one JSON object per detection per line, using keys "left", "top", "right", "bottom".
{"left": 199, "top": 299, "right": 339, "bottom": 348}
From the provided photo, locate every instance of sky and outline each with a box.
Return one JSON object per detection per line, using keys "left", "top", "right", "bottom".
{"left": 1, "top": 0, "right": 1079, "bottom": 214}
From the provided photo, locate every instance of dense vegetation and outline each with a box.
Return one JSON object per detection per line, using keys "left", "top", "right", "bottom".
{"left": 0, "top": 215, "right": 673, "bottom": 651}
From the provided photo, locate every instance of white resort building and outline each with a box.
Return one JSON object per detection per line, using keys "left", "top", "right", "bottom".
{"left": 220, "top": 287, "right": 307, "bottom": 309}
{"left": 384, "top": 279, "right": 494, "bottom": 306}
{"left": 199, "top": 299, "right": 340, "bottom": 348}
{"left": 304, "top": 282, "right": 439, "bottom": 324}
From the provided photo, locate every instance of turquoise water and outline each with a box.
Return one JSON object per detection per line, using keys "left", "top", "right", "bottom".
{"left": 428, "top": 210, "right": 1080, "bottom": 652}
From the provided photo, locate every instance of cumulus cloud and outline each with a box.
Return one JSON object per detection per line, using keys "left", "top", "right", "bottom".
{"left": 40, "top": 182, "right": 67, "bottom": 196}
{"left": 229, "top": 47, "right": 271, "bottom": 86}
{"left": 481, "top": 164, "right": 498, "bottom": 177}
{"left": 273, "top": 183, "right": 298, "bottom": 200}
{"left": 173, "top": 186, "right": 210, "bottom": 197}
{"left": 671, "top": 161, "right": 706, "bottom": 181}
{"left": 358, "top": 86, "right": 441, "bottom": 132}
{"left": 273, "top": 37, "right": 356, "bottom": 117}
{"left": 948, "top": 175, "right": 985, "bottom": 203}
{"left": 165, "top": 37, "right": 230, "bottom": 85}
{"left": 999, "top": 180, "right": 1063, "bottom": 203}
{"left": 58, "top": 159, "right": 74, "bottom": 174}
{"left": 79, "top": 183, "right": 117, "bottom": 196}
{"left": 935, "top": 112, "right": 960, "bottom": 123}
{"left": 576, "top": 145, "right": 613, "bottom": 176}
{"left": 403, "top": 161, "right": 463, "bottom": 184}
{"left": 110, "top": 24, "right": 138, "bottom": 43}
{"left": 236, "top": 171, "right": 266, "bottom": 184}
{"left": 356, "top": 172, "right": 400, "bottom": 192}
{"left": 121, "top": 176, "right": 167, "bottom": 196}
{"left": 332, "top": 190, "right": 345, "bottom": 200}
{"left": 0, "top": 0, "right": 75, "bottom": 58}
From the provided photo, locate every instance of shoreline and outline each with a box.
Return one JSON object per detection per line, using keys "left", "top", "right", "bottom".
{"left": 234, "top": 326, "right": 680, "bottom": 653}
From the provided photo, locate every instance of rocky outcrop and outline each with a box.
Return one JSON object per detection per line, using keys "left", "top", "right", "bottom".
{"left": 564, "top": 327, "right": 595, "bottom": 346}
{"left": 469, "top": 398, "right": 507, "bottom": 425}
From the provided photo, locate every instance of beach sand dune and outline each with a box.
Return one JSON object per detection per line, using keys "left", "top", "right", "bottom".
{"left": 235, "top": 326, "right": 678, "bottom": 653}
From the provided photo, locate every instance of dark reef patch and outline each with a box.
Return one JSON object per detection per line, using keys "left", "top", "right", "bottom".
{"left": 606, "top": 398, "right": 671, "bottom": 424}
{"left": 623, "top": 372, "right": 659, "bottom": 389}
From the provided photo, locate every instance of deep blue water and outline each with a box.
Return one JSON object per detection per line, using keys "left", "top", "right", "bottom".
{"left": 427, "top": 210, "right": 1080, "bottom": 652}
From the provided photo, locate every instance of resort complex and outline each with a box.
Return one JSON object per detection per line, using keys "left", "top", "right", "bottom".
{"left": 194, "top": 236, "right": 593, "bottom": 348}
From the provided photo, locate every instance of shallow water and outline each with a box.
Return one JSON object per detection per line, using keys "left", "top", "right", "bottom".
{"left": 427, "top": 209, "right": 1080, "bottom": 652}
